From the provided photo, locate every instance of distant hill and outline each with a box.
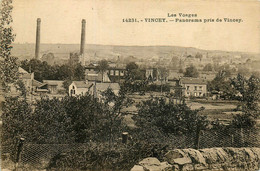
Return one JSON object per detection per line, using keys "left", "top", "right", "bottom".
{"left": 11, "top": 43, "right": 259, "bottom": 61}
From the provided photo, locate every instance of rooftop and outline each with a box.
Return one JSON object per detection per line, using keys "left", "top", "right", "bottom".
{"left": 73, "top": 81, "right": 93, "bottom": 88}
{"left": 43, "top": 80, "right": 64, "bottom": 86}
{"left": 180, "top": 77, "right": 207, "bottom": 85}
{"left": 96, "top": 83, "right": 120, "bottom": 92}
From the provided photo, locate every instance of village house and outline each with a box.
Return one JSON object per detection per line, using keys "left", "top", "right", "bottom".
{"left": 69, "top": 81, "right": 93, "bottom": 96}
{"left": 69, "top": 81, "right": 120, "bottom": 99}
{"left": 9, "top": 67, "right": 41, "bottom": 95}
{"left": 178, "top": 77, "right": 207, "bottom": 97}
{"left": 168, "top": 70, "right": 183, "bottom": 80}
{"left": 107, "top": 67, "right": 126, "bottom": 82}
{"left": 85, "top": 70, "right": 111, "bottom": 83}
{"left": 91, "top": 82, "right": 120, "bottom": 99}
{"left": 41, "top": 80, "right": 65, "bottom": 94}
{"left": 85, "top": 65, "right": 123, "bottom": 83}
{"left": 17, "top": 67, "right": 34, "bottom": 92}
{"left": 199, "top": 71, "right": 217, "bottom": 81}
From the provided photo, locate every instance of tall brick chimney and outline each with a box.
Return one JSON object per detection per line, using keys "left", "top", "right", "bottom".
{"left": 35, "top": 18, "right": 41, "bottom": 59}
{"left": 80, "top": 19, "right": 86, "bottom": 56}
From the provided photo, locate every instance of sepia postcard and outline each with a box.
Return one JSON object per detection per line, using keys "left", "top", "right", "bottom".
{"left": 0, "top": 0, "right": 260, "bottom": 170}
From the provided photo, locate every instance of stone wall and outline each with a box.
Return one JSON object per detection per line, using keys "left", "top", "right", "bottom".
{"left": 131, "top": 147, "right": 260, "bottom": 171}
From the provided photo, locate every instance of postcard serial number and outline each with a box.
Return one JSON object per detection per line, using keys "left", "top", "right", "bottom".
{"left": 122, "top": 18, "right": 139, "bottom": 22}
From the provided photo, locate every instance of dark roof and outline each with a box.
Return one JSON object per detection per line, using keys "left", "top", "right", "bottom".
{"left": 180, "top": 77, "right": 207, "bottom": 85}
{"left": 18, "top": 67, "right": 28, "bottom": 74}
{"left": 85, "top": 66, "right": 97, "bottom": 69}
{"left": 38, "top": 83, "right": 48, "bottom": 88}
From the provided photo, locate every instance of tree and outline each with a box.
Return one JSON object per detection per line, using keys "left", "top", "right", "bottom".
{"left": 157, "top": 67, "right": 169, "bottom": 93}
{"left": 0, "top": 0, "right": 19, "bottom": 90}
{"left": 170, "top": 56, "right": 179, "bottom": 70}
{"left": 135, "top": 97, "right": 208, "bottom": 135}
{"left": 184, "top": 65, "right": 199, "bottom": 77}
{"left": 62, "top": 94, "right": 104, "bottom": 143}
{"left": 1, "top": 96, "right": 32, "bottom": 161}
{"left": 231, "top": 74, "right": 260, "bottom": 128}
{"left": 20, "top": 59, "right": 85, "bottom": 82}
{"left": 62, "top": 79, "right": 72, "bottom": 95}
{"left": 30, "top": 97, "right": 74, "bottom": 144}
{"left": 208, "top": 70, "right": 236, "bottom": 100}
{"left": 231, "top": 74, "right": 260, "bottom": 114}
{"left": 203, "top": 63, "right": 213, "bottom": 71}
{"left": 74, "top": 63, "right": 85, "bottom": 80}
{"left": 126, "top": 62, "right": 145, "bottom": 81}
{"left": 100, "top": 87, "right": 133, "bottom": 144}
{"left": 14, "top": 79, "right": 27, "bottom": 98}
{"left": 126, "top": 62, "right": 138, "bottom": 71}
{"left": 195, "top": 52, "right": 203, "bottom": 61}
{"left": 97, "top": 59, "right": 109, "bottom": 82}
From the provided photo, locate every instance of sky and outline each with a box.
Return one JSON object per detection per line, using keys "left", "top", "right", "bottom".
{"left": 11, "top": 0, "right": 260, "bottom": 53}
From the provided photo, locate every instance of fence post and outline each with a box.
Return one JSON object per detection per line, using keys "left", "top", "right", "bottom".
{"left": 240, "top": 128, "right": 244, "bottom": 147}
{"left": 122, "top": 132, "right": 128, "bottom": 144}
{"left": 195, "top": 128, "right": 201, "bottom": 149}
{"left": 15, "top": 138, "right": 25, "bottom": 171}
{"left": 231, "top": 134, "right": 234, "bottom": 147}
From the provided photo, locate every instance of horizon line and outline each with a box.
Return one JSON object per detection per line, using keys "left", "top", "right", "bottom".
{"left": 12, "top": 42, "right": 259, "bottom": 54}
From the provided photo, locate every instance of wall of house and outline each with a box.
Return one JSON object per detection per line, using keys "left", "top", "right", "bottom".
{"left": 183, "top": 84, "right": 207, "bottom": 97}
{"left": 69, "top": 84, "right": 89, "bottom": 96}
{"left": 76, "top": 88, "right": 88, "bottom": 95}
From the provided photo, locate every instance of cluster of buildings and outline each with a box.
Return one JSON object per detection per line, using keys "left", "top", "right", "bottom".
{"left": 24, "top": 18, "right": 249, "bottom": 100}
{"left": 12, "top": 63, "right": 210, "bottom": 100}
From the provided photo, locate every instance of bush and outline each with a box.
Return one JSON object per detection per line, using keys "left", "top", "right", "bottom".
{"left": 46, "top": 141, "right": 163, "bottom": 171}
{"left": 134, "top": 96, "right": 209, "bottom": 135}
{"left": 1, "top": 92, "right": 128, "bottom": 161}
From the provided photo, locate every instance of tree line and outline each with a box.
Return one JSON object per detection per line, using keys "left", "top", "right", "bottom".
{"left": 20, "top": 59, "right": 85, "bottom": 82}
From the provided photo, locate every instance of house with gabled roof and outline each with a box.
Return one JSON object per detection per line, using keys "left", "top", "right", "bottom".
{"left": 42, "top": 80, "right": 65, "bottom": 94}
{"left": 69, "top": 80, "right": 120, "bottom": 99}
{"left": 179, "top": 77, "right": 207, "bottom": 97}
{"left": 69, "top": 81, "right": 93, "bottom": 96}
{"left": 93, "top": 82, "right": 120, "bottom": 98}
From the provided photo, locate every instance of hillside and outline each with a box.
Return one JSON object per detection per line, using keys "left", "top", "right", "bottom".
{"left": 11, "top": 43, "right": 259, "bottom": 61}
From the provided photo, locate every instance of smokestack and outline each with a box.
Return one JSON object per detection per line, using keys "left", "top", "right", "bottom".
{"left": 80, "top": 19, "right": 86, "bottom": 56}
{"left": 35, "top": 18, "right": 41, "bottom": 59}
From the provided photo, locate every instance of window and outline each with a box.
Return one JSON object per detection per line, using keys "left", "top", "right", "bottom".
{"left": 71, "top": 86, "right": 76, "bottom": 95}
{"left": 110, "top": 70, "right": 113, "bottom": 75}
{"left": 199, "top": 92, "right": 202, "bottom": 96}
{"left": 199, "top": 86, "right": 202, "bottom": 89}
{"left": 194, "top": 86, "right": 197, "bottom": 90}
{"left": 187, "top": 86, "right": 190, "bottom": 90}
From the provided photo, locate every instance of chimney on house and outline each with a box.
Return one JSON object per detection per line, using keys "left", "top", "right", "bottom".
{"left": 35, "top": 18, "right": 41, "bottom": 59}
{"left": 80, "top": 19, "right": 86, "bottom": 56}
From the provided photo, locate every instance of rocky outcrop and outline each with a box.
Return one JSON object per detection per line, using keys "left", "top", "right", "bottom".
{"left": 131, "top": 157, "right": 172, "bottom": 171}
{"left": 131, "top": 147, "right": 260, "bottom": 171}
